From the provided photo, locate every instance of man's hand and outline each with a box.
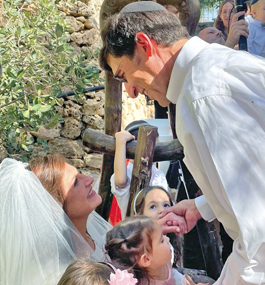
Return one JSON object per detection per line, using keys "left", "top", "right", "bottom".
{"left": 225, "top": 11, "right": 249, "bottom": 49}
{"left": 158, "top": 212, "right": 188, "bottom": 235}
{"left": 159, "top": 199, "right": 202, "bottom": 234}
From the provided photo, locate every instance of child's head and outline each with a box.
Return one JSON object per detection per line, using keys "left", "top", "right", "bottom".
{"left": 105, "top": 216, "right": 171, "bottom": 280}
{"left": 131, "top": 186, "right": 174, "bottom": 219}
{"left": 57, "top": 260, "right": 114, "bottom": 285}
{"left": 251, "top": 0, "right": 265, "bottom": 22}
{"left": 125, "top": 120, "right": 159, "bottom": 140}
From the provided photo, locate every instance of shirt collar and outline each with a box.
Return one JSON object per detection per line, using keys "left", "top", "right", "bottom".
{"left": 166, "top": 36, "right": 209, "bottom": 104}
{"left": 252, "top": 18, "right": 265, "bottom": 28}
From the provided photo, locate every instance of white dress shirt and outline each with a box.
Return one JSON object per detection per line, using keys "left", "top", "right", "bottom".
{"left": 247, "top": 18, "right": 265, "bottom": 57}
{"left": 167, "top": 36, "right": 265, "bottom": 284}
{"left": 110, "top": 161, "right": 168, "bottom": 219}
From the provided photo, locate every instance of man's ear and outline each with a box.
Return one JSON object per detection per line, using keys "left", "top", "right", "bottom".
{"left": 138, "top": 253, "right": 152, "bottom": 268}
{"left": 135, "top": 32, "right": 153, "bottom": 58}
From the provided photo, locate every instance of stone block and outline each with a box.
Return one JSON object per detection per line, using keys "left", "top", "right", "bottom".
{"left": 0, "top": 145, "right": 8, "bottom": 162}
{"left": 70, "top": 29, "right": 99, "bottom": 46}
{"left": 66, "top": 16, "right": 84, "bottom": 33}
{"left": 61, "top": 117, "right": 82, "bottom": 139}
{"left": 31, "top": 123, "right": 61, "bottom": 140}
{"left": 83, "top": 114, "right": 104, "bottom": 130}
{"left": 49, "top": 138, "right": 84, "bottom": 158}
{"left": 69, "top": 158, "right": 84, "bottom": 168}
{"left": 84, "top": 153, "right": 102, "bottom": 169}
{"left": 83, "top": 99, "right": 103, "bottom": 116}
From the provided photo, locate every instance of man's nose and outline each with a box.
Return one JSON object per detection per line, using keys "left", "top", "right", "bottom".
{"left": 124, "top": 83, "right": 138, "bottom": 99}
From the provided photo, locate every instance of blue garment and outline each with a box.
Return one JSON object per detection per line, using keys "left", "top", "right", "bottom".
{"left": 247, "top": 18, "right": 265, "bottom": 57}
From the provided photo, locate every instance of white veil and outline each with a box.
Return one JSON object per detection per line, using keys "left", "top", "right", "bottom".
{"left": 86, "top": 210, "right": 113, "bottom": 261}
{"left": 0, "top": 158, "right": 93, "bottom": 285}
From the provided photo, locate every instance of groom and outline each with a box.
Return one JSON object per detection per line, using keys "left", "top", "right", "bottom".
{"left": 99, "top": 1, "right": 265, "bottom": 284}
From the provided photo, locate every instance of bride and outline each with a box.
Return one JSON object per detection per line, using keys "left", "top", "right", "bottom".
{"left": 29, "top": 154, "right": 112, "bottom": 262}
{"left": 0, "top": 155, "right": 112, "bottom": 285}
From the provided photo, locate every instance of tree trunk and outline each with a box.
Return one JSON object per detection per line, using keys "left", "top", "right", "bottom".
{"left": 96, "top": 72, "right": 122, "bottom": 220}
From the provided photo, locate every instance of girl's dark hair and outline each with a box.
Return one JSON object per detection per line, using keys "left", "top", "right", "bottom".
{"left": 125, "top": 120, "right": 159, "bottom": 140}
{"left": 131, "top": 185, "right": 173, "bottom": 216}
{"left": 105, "top": 216, "right": 155, "bottom": 282}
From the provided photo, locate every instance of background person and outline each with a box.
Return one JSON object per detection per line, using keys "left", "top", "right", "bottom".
{"left": 247, "top": 0, "right": 265, "bottom": 57}
{"left": 199, "top": 11, "right": 249, "bottom": 48}
{"left": 213, "top": 0, "right": 235, "bottom": 40}
{"left": 198, "top": 27, "right": 225, "bottom": 45}
{"left": 99, "top": 1, "right": 265, "bottom": 284}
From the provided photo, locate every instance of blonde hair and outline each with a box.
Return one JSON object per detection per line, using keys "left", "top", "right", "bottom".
{"left": 105, "top": 216, "right": 155, "bottom": 281}
{"left": 29, "top": 154, "right": 66, "bottom": 206}
{"left": 57, "top": 260, "right": 114, "bottom": 285}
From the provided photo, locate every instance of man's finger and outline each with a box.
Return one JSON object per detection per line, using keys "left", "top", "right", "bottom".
{"left": 159, "top": 206, "right": 172, "bottom": 219}
{"left": 162, "top": 225, "right": 182, "bottom": 235}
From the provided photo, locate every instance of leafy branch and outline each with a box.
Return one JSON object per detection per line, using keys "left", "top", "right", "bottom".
{"left": 0, "top": 0, "right": 102, "bottom": 154}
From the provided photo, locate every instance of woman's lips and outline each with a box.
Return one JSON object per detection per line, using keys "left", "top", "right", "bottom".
{"left": 87, "top": 189, "right": 95, "bottom": 199}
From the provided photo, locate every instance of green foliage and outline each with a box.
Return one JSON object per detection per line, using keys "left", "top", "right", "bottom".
{"left": 199, "top": 0, "right": 222, "bottom": 9}
{"left": 0, "top": 0, "right": 101, "bottom": 154}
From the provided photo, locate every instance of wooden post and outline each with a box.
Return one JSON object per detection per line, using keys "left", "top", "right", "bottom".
{"left": 96, "top": 72, "right": 122, "bottom": 220}
{"left": 126, "top": 125, "right": 158, "bottom": 216}
{"left": 168, "top": 103, "right": 177, "bottom": 139}
{"left": 196, "top": 219, "right": 223, "bottom": 280}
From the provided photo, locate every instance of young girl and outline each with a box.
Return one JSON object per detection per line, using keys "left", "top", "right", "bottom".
{"left": 111, "top": 120, "right": 169, "bottom": 220}
{"left": 57, "top": 253, "right": 205, "bottom": 285}
{"left": 132, "top": 185, "right": 173, "bottom": 219}
{"left": 131, "top": 185, "right": 183, "bottom": 267}
{"left": 105, "top": 215, "right": 182, "bottom": 285}
{"left": 58, "top": 259, "right": 137, "bottom": 285}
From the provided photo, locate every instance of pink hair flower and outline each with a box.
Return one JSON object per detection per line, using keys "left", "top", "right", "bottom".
{"left": 108, "top": 269, "right": 138, "bottom": 285}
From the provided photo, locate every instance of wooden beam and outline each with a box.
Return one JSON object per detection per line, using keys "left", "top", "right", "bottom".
{"left": 126, "top": 125, "right": 157, "bottom": 216}
{"left": 83, "top": 128, "right": 184, "bottom": 162}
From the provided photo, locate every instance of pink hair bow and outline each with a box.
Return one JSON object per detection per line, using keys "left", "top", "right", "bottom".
{"left": 108, "top": 269, "right": 138, "bottom": 285}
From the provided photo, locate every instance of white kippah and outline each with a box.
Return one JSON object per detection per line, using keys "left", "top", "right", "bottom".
{"left": 120, "top": 1, "right": 167, "bottom": 14}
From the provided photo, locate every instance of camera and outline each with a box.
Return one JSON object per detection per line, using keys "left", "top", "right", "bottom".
{"left": 234, "top": 0, "right": 248, "bottom": 50}
{"left": 234, "top": 0, "right": 248, "bottom": 12}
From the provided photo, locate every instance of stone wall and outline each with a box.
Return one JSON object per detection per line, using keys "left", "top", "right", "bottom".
{"left": 0, "top": 0, "right": 155, "bottom": 181}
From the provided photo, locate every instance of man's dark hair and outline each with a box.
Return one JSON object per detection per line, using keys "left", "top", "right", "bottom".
{"left": 99, "top": 10, "right": 189, "bottom": 72}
